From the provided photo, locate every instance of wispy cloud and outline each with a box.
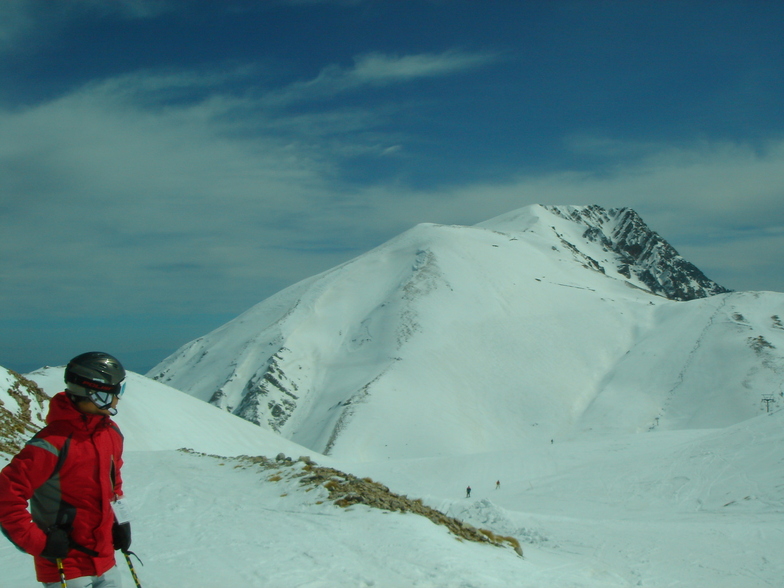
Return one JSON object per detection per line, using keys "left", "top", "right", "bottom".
{"left": 76, "top": 0, "right": 177, "bottom": 19}
{"left": 87, "top": 67, "right": 258, "bottom": 103}
{"left": 0, "top": 58, "right": 435, "bottom": 322}
{"left": 265, "top": 50, "right": 499, "bottom": 105}
{"left": 0, "top": 0, "right": 175, "bottom": 53}
{"left": 349, "top": 51, "right": 498, "bottom": 84}
{"left": 2, "top": 59, "right": 783, "bottom": 332}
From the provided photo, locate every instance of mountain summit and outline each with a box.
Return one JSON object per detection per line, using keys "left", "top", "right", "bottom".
{"left": 518, "top": 205, "right": 729, "bottom": 301}
{"left": 150, "top": 204, "right": 781, "bottom": 460}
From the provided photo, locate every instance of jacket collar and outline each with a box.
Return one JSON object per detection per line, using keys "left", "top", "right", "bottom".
{"left": 47, "top": 391, "right": 110, "bottom": 432}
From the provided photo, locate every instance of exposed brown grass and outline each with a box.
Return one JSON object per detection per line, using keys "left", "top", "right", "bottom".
{"left": 176, "top": 450, "right": 524, "bottom": 558}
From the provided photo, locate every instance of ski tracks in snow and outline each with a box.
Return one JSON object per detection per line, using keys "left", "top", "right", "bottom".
{"left": 659, "top": 294, "right": 729, "bottom": 421}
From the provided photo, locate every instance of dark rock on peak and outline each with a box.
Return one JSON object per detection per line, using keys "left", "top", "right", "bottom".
{"left": 545, "top": 205, "right": 730, "bottom": 301}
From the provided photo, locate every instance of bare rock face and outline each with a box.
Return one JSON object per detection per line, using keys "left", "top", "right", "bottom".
{"left": 546, "top": 205, "right": 730, "bottom": 301}
{"left": 1, "top": 369, "right": 50, "bottom": 458}
{"left": 234, "top": 348, "right": 300, "bottom": 431}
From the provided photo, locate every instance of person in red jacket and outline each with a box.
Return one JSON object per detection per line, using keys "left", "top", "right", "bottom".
{"left": 0, "top": 352, "right": 131, "bottom": 587}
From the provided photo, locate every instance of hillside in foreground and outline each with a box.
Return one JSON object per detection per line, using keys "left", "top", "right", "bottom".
{"left": 3, "top": 366, "right": 783, "bottom": 587}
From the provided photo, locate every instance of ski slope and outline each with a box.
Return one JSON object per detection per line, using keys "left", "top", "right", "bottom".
{"left": 2, "top": 368, "right": 783, "bottom": 587}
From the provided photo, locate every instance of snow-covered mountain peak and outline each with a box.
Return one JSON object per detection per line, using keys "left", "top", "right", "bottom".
{"left": 141, "top": 203, "right": 784, "bottom": 463}
{"left": 479, "top": 204, "right": 729, "bottom": 300}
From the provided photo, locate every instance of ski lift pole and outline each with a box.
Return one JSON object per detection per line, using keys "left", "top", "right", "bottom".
{"left": 124, "top": 551, "right": 143, "bottom": 588}
{"left": 56, "top": 558, "right": 67, "bottom": 588}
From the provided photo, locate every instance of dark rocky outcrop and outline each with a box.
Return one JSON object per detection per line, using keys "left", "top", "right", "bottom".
{"left": 546, "top": 205, "right": 730, "bottom": 301}
{"left": 1, "top": 370, "right": 49, "bottom": 458}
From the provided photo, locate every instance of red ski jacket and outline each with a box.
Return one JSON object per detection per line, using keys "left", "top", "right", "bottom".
{"left": 0, "top": 392, "right": 124, "bottom": 583}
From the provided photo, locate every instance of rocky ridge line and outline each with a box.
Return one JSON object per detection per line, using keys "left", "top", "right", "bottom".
{"left": 179, "top": 449, "right": 524, "bottom": 557}
{"left": 545, "top": 205, "right": 730, "bottom": 301}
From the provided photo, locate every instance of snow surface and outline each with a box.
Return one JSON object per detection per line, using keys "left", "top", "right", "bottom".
{"left": 2, "top": 363, "right": 784, "bottom": 587}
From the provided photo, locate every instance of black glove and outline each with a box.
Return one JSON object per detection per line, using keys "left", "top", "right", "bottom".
{"left": 112, "top": 521, "right": 132, "bottom": 552}
{"left": 41, "top": 526, "right": 70, "bottom": 560}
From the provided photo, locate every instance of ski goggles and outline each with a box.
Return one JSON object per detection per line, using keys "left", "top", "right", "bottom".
{"left": 67, "top": 373, "right": 125, "bottom": 397}
{"left": 88, "top": 381, "right": 126, "bottom": 410}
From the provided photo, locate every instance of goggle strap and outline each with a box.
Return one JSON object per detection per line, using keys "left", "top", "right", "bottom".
{"left": 67, "top": 374, "right": 124, "bottom": 395}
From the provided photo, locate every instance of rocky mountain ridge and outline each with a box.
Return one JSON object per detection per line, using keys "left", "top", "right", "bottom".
{"left": 544, "top": 205, "right": 729, "bottom": 300}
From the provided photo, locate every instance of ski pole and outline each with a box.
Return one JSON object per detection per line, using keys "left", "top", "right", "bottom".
{"left": 124, "top": 551, "right": 143, "bottom": 588}
{"left": 56, "top": 558, "right": 67, "bottom": 588}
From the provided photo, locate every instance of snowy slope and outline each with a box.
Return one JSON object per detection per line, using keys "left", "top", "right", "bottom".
{"left": 577, "top": 290, "right": 784, "bottom": 433}
{"left": 3, "top": 369, "right": 783, "bottom": 587}
{"left": 149, "top": 204, "right": 783, "bottom": 461}
{"left": 19, "top": 367, "right": 314, "bottom": 458}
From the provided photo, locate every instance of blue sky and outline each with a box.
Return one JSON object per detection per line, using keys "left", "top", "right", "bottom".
{"left": 2, "top": 0, "right": 783, "bottom": 375}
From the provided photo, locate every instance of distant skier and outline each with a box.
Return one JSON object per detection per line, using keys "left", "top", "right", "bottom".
{"left": 495, "top": 480, "right": 500, "bottom": 490}
{"left": 466, "top": 486, "right": 471, "bottom": 498}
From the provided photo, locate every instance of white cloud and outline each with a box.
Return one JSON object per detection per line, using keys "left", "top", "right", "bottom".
{"left": 265, "top": 50, "right": 499, "bottom": 105}
{"left": 2, "top": 63, "right": 783, "bottom": 330}
{"left": 349, "top": 51, "right": 498, "bottom": 84}
{"left": 0, "top": 73, "right": 336, "bottom": 318}
{"left": 87, "top": 67, "right": 257, "bottom": 102}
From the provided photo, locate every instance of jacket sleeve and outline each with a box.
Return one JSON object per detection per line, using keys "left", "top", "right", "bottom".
{"left": 0, "top": 443, "right": 59, "bottom": 556}
{"left": 110, "top": 424, "right": 124, "bottom": 499}
{"left": 115, "top": 454, "right": 124, "bottom": 498}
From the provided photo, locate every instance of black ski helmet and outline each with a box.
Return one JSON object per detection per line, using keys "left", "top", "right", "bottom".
{"left": 64, "top": 351, "right": 126, "bottom": 397}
